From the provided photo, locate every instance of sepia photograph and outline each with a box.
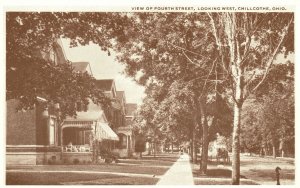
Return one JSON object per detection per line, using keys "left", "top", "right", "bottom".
{"left": 4, "top": 5, "right": 295, "bottom": 186}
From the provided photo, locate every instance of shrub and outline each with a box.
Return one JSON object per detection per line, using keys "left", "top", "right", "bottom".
{"left": 73, "top": 158, "right": 80, "bottom": 164}
{"left": 48, "top": 156, "right": 57, "bottom": 165}
{"left": 105, "top": 158, "right": 113, "bottom": 163}
{"left": 63, "top": 159, "right": 69, "bottom": 164}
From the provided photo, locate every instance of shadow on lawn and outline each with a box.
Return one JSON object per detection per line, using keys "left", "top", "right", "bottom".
{"left": 141, "top": 154, "right": 179, "bottom": 162}
{"left": 193, "top": 168, "right": 246, "bottom": 179}
{"left": 194, "top": 159, "right": 231, "bottom": 166}
{"left": 118, "top": 154, "right": 179, "bottom": 166}
{"left": 248, "top": 169, "right": 295, "bottom": 180}
{"left": 7, "top": 172, "right": 159, "bottom": 185}
{"left": 141, "top": 157, "right": 178, "bottom": 162}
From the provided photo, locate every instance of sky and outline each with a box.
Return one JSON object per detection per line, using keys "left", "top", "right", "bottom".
{"left": 60, "top": 39, "right": 146, "bottom": 105}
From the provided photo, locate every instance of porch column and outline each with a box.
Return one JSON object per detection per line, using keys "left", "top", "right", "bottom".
{"left": 129, "top": 135, "right": 132, "bottom": 151}
{"left": 126, "top": 135, "right": 129, "bottom": 149}
{"left": 83, "top": 130, "right": 85, "bottom": 145}
{"left": 60, "top": 127, "right": 64, "bottom": 159}
{"left": 127, "top": 135, "right": 131, "bottom": 157}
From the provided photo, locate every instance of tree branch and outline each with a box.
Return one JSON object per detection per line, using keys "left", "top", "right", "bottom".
{"left": 200, "top": 58, "right": 218, "bottom": 97}
{"left": 167, "top": 41, "right": 206, "bottom": 58}
{"left": 250, "top": 16, "right": 293, "bottom": 93}
{"left": 182, "top": 50, "right": 205, "bottom": 68}
{"left": 207, "top": 13, "right": 221, "bottom": 49}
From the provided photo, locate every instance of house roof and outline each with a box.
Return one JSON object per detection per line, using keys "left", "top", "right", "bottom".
{"left": 126, "top": 103, "right": 137, "bottom": 116}
{"left": 53, "top": 39, "right": 68, "bottom": 64}
{"left": 116, "top": 91, "right": 126, "bottom": 114}
{"left": 95, "top": 79, "right": 114, "bottom": 92}
{"left": 72, "top": 62, "right": 90, "bottom": 72}
{"left": 38, "top": 38, "right": 68, "bottom": 65}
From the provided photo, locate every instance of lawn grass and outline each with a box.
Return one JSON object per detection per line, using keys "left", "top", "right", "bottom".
{"left": 191, "top": 155, "right": 295, "bottom": 185}
{"left": 243, "top": 169, "right": 295, "bottom": 182}
{"left": 119, "top": 154, "right": 179, "bottom": 166}
{"left": 63, "top": 176, "right": 159, "bottom": 185}
{"left": 192, "top": 164, "right": 257, "bottom": 185}
{"left": 7, "top": 164, "right": 168, "bottom": 176}
{"left": 6, "top": 153, "right": 179, "bottom": 185}
{"left": 7, "top": 153, "right": 179, "bottom": 176}
{"left": 194, "top": 178, "right": 259, "bottom": 185}
{"left": 192, "top": 167, "right": 247, "bottom": 179}
{"left": 6, "top": 171, "right": 159, "bottom": 185}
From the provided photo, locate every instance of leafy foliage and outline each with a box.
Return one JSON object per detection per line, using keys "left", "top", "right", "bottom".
{"left": 6, "top": 12, "right": 124, "bottom": 118}
{"left": 241, "top": 62, "right": 294, "bottom": 155}
{"left": 6, "top": 12, "right": 294, "bottom": 164}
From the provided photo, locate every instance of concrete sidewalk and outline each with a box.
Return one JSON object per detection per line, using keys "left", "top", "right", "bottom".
{"left": 156, "top": 153, "right": 194, "bottom": 185}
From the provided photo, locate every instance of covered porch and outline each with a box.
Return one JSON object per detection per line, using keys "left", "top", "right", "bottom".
{"left": 62, "top": 121, "right": 93, "bottom": 153}
{"left": 61, "top": 120, "right": 119, "bottom": 163}
{"left": 113, "top": 126, "right": 135, "bottom": 158}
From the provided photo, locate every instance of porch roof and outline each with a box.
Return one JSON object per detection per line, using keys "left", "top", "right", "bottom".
{"left": 62, "top": 120, "right": 94, "bottom": 129}
{"left": 62, "top": 120, "right": 119, "bottom": 141}
{"left": 97, "top": 122, "right": 119, "bottom": 141}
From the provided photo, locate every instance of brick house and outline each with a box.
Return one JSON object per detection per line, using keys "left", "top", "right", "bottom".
{"left": 112, "top": 92, "right": 136, "bottom": 158}
{"left": 6, "top": 40, "right": 119, "bottom": 165}
{"left": 60, "top": 62, "right": 119, "bottom": 163}
{"left": 6, "top": 39, "right": 67, "bottom": 165}
{"left": 113, "top": 103, "right": 137, "bottom": 158}
{"left": 93, "top": 80, "right": 137, "bottom": 158}
{"left": 94, "top": 79, "right": 125, "bottom": 152}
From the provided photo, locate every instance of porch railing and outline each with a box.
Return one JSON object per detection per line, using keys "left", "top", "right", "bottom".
{"left": 63, "top": 145, "right": 92, "bottom": 152}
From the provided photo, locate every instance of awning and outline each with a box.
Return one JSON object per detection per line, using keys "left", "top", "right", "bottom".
{"left": 61, "top": 120, "right": 119, "bottom": 141}
{"left": 62, "top": 121, "right": 94, "bottom": 130}
{"left": 97, "top": 122, "right": 119, "bottom": 141}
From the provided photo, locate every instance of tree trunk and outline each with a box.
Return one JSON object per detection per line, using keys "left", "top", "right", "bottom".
{"left": 148, "top": 142, "right": 151, "bottom": 155}
{"left": 192, "top": 131, "right": 197, "bottom": 163}
{"left": 266, "top": 143, "right": 270, "bottom": 156}
{"left": 199, "top": 101, "right": 209, "bottom": 174}
{"left": 232, "top": 102, "right": 242, "bottom": 185}
{"left": 271, "top": 133, "right": 277, "bottom": 158}
{"left": 200, "top": 117, "right": 208, "bottom": 174}
{"left": 190, "top": 138, "right": 194, "bottom": 162}
{"left": 154, "top": 142, "right": 156, "bottom": 158}
{"left": 272, "top": 145, "right": 276, "bottom": 158}
{"left": 171, "top": 142, "right": 174, "bottom": 153}
{"left": 260, "top": 146, "right": 264, "bottom": 157}
{"left": 231, "top": 61, "right": 243, "bottom": 184}
{"left": 279, "top": 139, "right": 284, "bottom": 158}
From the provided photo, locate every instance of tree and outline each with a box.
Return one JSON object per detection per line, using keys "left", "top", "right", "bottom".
{"left": 6, "top": 12, "right": 131, "bottom": 117}
{"left": 7, "top": 13, "right": 217, "bottom": 167}
{"left": 135, "top": 134, "right": 146, "bottom": 158}
{"left": 110, "top": 13, "right": 233, "bottom": 173}
{"left": 112, "top": 13, "right": 220, "bottom": 171}
{"left": 255, "top": 60, "right": 294, "bottom": 157}
{"left": 8, "top": 13, "right": 294, "bottom": 184}
{"left": 241, "top": 87, "right": 294, "bottom": 158}
{"left": 7, "top": 56, "right": 111, "bottom": 118}
{"left": 240, "top": 100, "right": 264, "bottom": 155}
{"left": 208, "top": 12, "right": 293, "bottom": 184}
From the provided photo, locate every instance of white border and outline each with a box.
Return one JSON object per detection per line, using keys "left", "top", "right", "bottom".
{"left": 1, "top": 0, "right": 299, "bottom": 188}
